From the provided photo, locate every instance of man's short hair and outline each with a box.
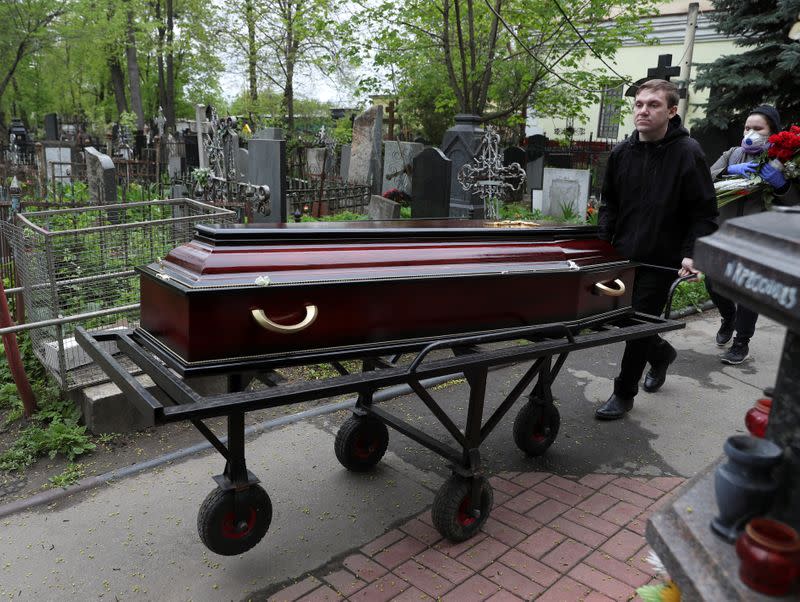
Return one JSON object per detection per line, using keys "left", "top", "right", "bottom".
{"left": 635, "top": 79, "right": 680, "bottom": 108}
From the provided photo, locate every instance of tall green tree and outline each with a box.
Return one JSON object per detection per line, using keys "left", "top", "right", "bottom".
{"left": 355, "top": 0, "right": 659, "bottom": 142}
{"left": 694, "top": 0, "right": 800, "bottom": 131}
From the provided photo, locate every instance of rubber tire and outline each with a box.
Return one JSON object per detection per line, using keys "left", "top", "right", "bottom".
{"left": 513, "top": 401, "right": 560, "bottom": 457}
{"left": 197, "top": 484, "right": 272, "bottom": 556}
{"left": 334, "top": 415, "right": 389, "bottom": 472}
{"left": 432, "top": 475, "right": 493, "bottom": 542}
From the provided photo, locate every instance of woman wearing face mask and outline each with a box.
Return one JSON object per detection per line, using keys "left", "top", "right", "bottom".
{"left": 706, "top": 104, "right": 799, "bottom": 365}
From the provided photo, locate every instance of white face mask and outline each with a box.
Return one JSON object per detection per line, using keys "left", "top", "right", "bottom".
{"left": 741, "top": 130, "right": 768, "bottom": 154}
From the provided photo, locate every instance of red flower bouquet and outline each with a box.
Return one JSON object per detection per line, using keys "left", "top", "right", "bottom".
{"left": 767, "top": 125, "right": 800, "bottom": 180}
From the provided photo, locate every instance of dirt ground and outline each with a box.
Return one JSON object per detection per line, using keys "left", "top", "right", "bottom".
{"left": 0, "top": 366, "right": 353, "bottom": 507}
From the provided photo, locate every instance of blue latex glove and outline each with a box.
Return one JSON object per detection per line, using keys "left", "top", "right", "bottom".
{"left": 727, "top": 162, "right": 758, "bottom": 176}
{"left": 760, "top": 162, "right": 787, "bottom": 189}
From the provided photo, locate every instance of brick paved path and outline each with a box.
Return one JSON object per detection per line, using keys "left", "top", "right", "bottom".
{"left": 266, "top": 471, "right": 685, "bottom": 601}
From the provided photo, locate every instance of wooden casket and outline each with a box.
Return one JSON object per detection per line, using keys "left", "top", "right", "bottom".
{"left": 138, "top": 220, "right": 636, "bottom": 369}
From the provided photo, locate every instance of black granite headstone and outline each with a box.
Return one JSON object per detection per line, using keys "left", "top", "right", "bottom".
{"left": 184, "top": 134, "right": 199, "bottom": 170}
{"left": 44, "top": 113, "right": 59, "bottom": 141}
{"left": 411, "top": 147, "right": 452, "bottom": 218}
{"left": 441, "top": 114, "right": 483, "bottom": 218}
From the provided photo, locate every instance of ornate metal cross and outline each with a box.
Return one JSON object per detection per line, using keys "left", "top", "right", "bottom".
{"left": 457, "top": 126, "right": 527, "bottom": 219}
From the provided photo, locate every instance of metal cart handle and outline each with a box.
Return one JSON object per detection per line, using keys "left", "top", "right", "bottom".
{"left": 594, "top": 279, "right": 626, "bottom": 297}
{"left": 252, "top": 305, "right": 318, "bottom": 333}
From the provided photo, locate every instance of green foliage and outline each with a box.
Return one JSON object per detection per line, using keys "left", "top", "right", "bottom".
{"left": 400, "top": 206, "right": 411, "bottom": 218}
{"left": 670, "top": 280, "right": 711, "bottom": 313}
{"left": 694, "top": 0, "right": 800, "bottom": 130}
{"left": 558, "top": 201, "right": 580, "bottom": 222}
{"left": 300, "top": 210, "right": 370, "bottom": 222}
{"left": 48, "top": 463, "right": 85, "bottom": 488}
{"left": 499, "top": 203, "right": 543, "bottom": 221}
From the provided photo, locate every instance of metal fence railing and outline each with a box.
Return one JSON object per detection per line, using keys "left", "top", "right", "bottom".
{"left": 2, "top": 198, "right": 236, "bottom": 389}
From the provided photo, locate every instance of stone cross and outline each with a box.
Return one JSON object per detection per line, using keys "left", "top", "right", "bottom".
{"left": 647, "top": 54, "right": 680, "bottom": 81}
{"left": 457, "top": 126, "right": 527, "bottom": 220}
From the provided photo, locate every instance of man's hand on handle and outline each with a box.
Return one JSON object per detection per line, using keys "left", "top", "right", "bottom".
{"left": 678, "top": 257, "right": 702, "bottom": 281}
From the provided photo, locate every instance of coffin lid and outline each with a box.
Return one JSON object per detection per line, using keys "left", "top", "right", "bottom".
{"left": 146, "top": 220, "right": 629, "bottom": 289}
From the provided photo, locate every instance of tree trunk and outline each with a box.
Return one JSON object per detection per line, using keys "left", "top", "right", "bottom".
{"left": 165, "top": 0, "right": 175, "bottom": 132}
{"left": 246, "top": 0, "right": 258, "bottom": 101}
{"left": 126, "top": 9, "right": 145, "bottom": 129}
{"left": 109, "top": 56, "right": 129, "bottom": 115}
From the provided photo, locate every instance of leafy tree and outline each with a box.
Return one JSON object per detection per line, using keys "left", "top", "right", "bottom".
{"left": 354, "top": 0, "right": 659, "bottom": 141}
{"left": 694, "top": 0, "right": 800, "bottom": 131}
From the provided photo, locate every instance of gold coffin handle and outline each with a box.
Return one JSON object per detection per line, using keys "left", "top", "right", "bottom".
{"left": 594, "top": 279, "right": 626, "bottom": 297}
{"left": 251, "top": 305, "right": 318, "bottom": 334}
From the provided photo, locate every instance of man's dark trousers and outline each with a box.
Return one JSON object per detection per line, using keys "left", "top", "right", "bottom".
{"left": 615, "top": 268, "right": 677, "bottom": 398}
{"left": 705, "top": 277, "right": 758, "bottom": 340}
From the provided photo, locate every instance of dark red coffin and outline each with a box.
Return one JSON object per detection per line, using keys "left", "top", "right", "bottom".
{"left": 138, "top": 220, "right": 635, "bottom": 367}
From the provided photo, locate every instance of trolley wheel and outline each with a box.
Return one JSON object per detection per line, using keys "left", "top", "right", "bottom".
{"left": 335, "top": 415, "right": 389, "bottom": 472}
{"left": 513, "top": 401, "right": 560, "bottom": 457}
{"left": 197, "top": 484, "right": 272, "bottom": 556}
{"left": 432, "top": 475, "right": 493, "bottom": 542}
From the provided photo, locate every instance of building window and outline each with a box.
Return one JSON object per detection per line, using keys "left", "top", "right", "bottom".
{"left": 597, "top": 84, "right": 623, "bottom": 140}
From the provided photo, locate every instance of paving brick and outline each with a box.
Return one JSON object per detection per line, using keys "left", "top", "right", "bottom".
{"left": 389, "top": 586, "right": 435, "bottom": 601}
{"left": 362, "top": 529, "right": 406, "bottom": 557}
{"left": 516, "top": 526, "right": 565, "bottom": 559}
{"left": 489, "top": 475, "right": 526, "bottom": 497}
{"left": 611, "top": 477, "right": 664, "bottom": 500}
{"left": 512, "top": 471, "right": 550, "bottom": 488}
{"left": 400, "top": 517, "right": 443, "bottom": 546}
{"left": 576, "top": 492, "right": 619, "bottom": 515}
{"left": 568, "top": 563, "right": 637, "bottom": 600}
{"left": 394, "top": 559, "right": 453, "bottom": 599}
{"left": 322, "top": 569, "right": 366, "bottom": 596}
{"left": 498, "top": 470, "right": 521, "bottom": 481}
{"left": 485, "top": 590, "right": 524, "bottom": 602}
{"left": 435, "top": 532, "right": 487, "bottom": 558}
{"left": 349, "top": 573, "right": 410, "bottom": 602}
{"left": 600, "top": 529, "right": 646, "bottom": 562}
{"left": 343, "top": 554, "right": 389, "bottom": 583}
{"left": 441, "top": 574, "right": 499, "bottom": 602}
{"left": 535, "top": 575, "right": 592, "bottom": 602}
{"left": 504, "top": 489, "right": 547, "bottom": 514}
{"left": 544, "top": 475, "right": 596, "bottom": 499}
{"left": 578, "top": 474, "right": 618, "bottom": 490}
{"left": 534, "top": 482, "right": 586, "bottom": 506}
{"left": 627, "top": 510, "right": 651, "bottom": 536}
{"left": 584, "top": 550, "right": 650, "bottom": 588}
{"left": 457, "top": 536, "right": 511, "bottom": 571}
{"left": 418, "top": 509, "right": 433, "bottom": 526}
{"left": 583, "top": 591, "right": 615, "bottom": 601}
{"left": 549, "top": 517, "right": 607, "bottom": 548}
{"left": 646, "top": 476, "right": 684, "bottom": 492}
{"left": 647, "top": 494, "right": 673, "bottom": 513}
{"left": 268, "top": 576, "right": 320, "bottom": 602}
{"left": 627, "top": 544, "right": 658, "bottom": 577}
{"left": 540, "top": 539, "right": 592, "bottom": 572}
{"left": 526, "top": 498, "right": 570, "bottom": 524}
{"left": 296, "top": 585, "right": 340, "bottom": 602}
{"left": 600, "top": 501, "right": 643, "bottom": 526}
{"left": 375, "top": 535, "right": 430, "bottom": 570}
{"left": 498, "top": 548, "right": 560, "bottom": 587}
{"left": 598, "top": 484, "right": 653, "bottom": 508}
{"left": 562, "top": 508, "right": 620, "bottom": 537}
{"left": 481, "top": 517, "right": 527, "bottom": 547}
{"left": 481, "top": 560, "right": 545, "bottom": 600}
{"left": 493, "top": 490, "right": 512, "bottom": 507}
{"left": 414, "top": 547, "right": 473, "bottom": 584}
{"left": 491, "top": 506, "right": 541, "bottom": 535}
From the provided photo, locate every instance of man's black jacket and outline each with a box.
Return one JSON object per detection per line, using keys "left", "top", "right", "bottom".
{"left": 598, "top": 116, "right": 718, "bottom": 268}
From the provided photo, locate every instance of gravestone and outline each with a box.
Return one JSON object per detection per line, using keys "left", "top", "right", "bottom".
{"left": 237, "top": 147, "right": 249, "bottom": 182}
{"left": 249, "top": 138, "right": 286, "bottom": 223}
{"left": 306, "top": 147, "right": 332, "bottom": 178}
{"left": 85, "top": 147, "right": 117, "bottom": 204}
{"left": 367, "top": 195, "right": 400, "bottom": 220}
{"left": 541, "top": 167, "right": 590, "bottom": 219}
{"left": 526, "top": 134, "right": 547, "bottom": 211}
{"left": 44, "top": 113, "right": 59, "bottom": 141}
{"left": 223, "top": 131, "right": 240, "bottom": 180}
{"left": 382, "top": 141, "right": 423, "bottom": 196}
{"left": 441, "top": 114, "right": 483, "bottom": 217}
{"left": 184, "top": 134, "right": 199, "bottom": 170}
{"left": 255, "top": 127, "right": 283, "bottom": 140}
{"left": 42, "top": 143, "right": 73, "bottom": 183}
{"left": 167, "top": 133, "right": 183, "bottom": 179}
{"left": 348, "top": 105, "right": 383, "bottom": 194}
{"left": 339, "top": 144, "right": 351, "bottom": 180}
{"left": 195, "top": 104, "right": 208, "bottom": 169}
{"left": 503, "top": 146, "right": 527, "bottom": 202}
{"left": 411, "top": 147, "right": 451, "bottom": 218}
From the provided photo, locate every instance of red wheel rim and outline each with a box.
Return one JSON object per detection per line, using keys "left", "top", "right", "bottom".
{"left": 353, "top": 434, "right": 376, "bottom": 460}
{"left": 457, "top": 496, "right": 477, "bottom": 527}
{"left": 221, "top": 507, "right": 257, "bottom": 539}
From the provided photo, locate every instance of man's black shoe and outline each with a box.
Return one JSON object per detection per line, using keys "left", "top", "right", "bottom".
{"left": 716, "top": 319, "right": 734, "bottom": 347}
{"left": 643, "top": 346, "right": 678, "bottom": 393}
{"left": 595, "top": 394, "right": 634, "bottom": 420}
{"left": 721, "top": 340, "right": 749, "bottom": 365}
